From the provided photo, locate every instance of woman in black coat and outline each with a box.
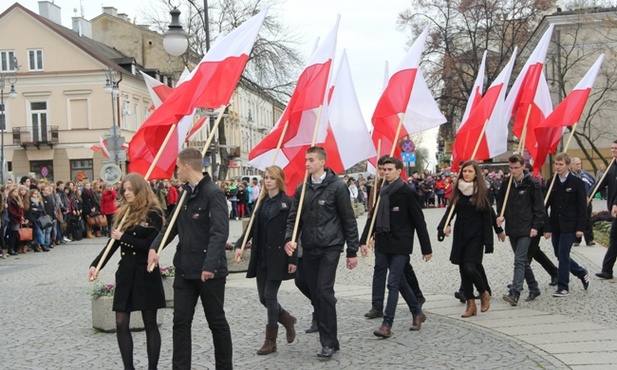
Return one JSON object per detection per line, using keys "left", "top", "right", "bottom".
{"left": 88, "top": 173, "right": 165, "bottom": 370}
{"left": 438, "top": 160, "right": 494, "bottom": 318}
{"left": 234, "top": 165, "right": 298, "bottom": 355}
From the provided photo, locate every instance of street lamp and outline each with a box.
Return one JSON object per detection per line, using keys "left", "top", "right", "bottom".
{"left": 163, "top": 8, "right": 189, "bottom": 57}
{"left": 103, "top": 67, "right": 122, "bottom": 166}
{"left": 0, "top": 56, "right": 18, "bottom": 185}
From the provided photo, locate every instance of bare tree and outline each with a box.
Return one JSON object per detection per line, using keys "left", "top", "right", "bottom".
{"left": 546, "top": 9, "right": 617, "bottom": 172}
{"left": 396, "top": 0, "right": 554, "bottom": 164}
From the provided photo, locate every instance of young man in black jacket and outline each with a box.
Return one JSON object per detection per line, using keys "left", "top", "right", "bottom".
{"left": 284, "top": 146, "right": 359, "bottom": 359}
{"left": 544, "top": 152, "right": 590, "bottom": 296}
{"left": 497, "top": 154, "right": 544, "bottom": 306}
{"left": 594, "top": 140, "right": 617, "bottom": 280}
{"left": 148, "top": 147, "right": 232, "bottom": 370}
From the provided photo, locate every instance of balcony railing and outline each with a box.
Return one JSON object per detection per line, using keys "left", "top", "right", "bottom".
{"left": 12, "top": 126, "right": 59, "bottom": 149}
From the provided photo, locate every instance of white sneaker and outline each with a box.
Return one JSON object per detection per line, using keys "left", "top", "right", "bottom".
{"left": 63, "top": 237, "right": 71, "bottom": 242}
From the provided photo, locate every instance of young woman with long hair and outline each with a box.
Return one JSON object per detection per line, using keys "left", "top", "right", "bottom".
{"left": 88, "top": 173, "right": 166, "bottom": 370}
{"left": 234, "top": 165, "right": 297, "bottom": 355}
{"left": 438, "top": 160, "right": 498, "bottom": 318}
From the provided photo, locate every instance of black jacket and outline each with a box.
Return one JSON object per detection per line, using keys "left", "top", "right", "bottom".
{"left": 497, "top": 172, "right": 545, "bottom": 237}
{"left": 285, "top": 168, "right": 359, "bottom": 257}
{"left": 544, "top": 173, "right": 587, "bottom": 233}
{"left": 594, "top": 160, "right": 617, "bottom": 210}
{"left": 235, "top": 192, "right": 297, "bottom": 280}
{"left": 360, "top": 181, "right": 432, "bottom": 256}
{"left": 91, "top": 207, "right": 165, "bottom": 312}
{"left": 151, "top": 173, "right": 229, "bottom": 280}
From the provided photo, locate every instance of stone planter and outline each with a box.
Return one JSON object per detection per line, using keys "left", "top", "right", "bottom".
{"left": 162, "top": 277, "right": 174, "bottom": 308}
{"left": 91, "top": 296, "right": 163, "bottom": 332}
{"left": 226, "top": 249, "right": 250, "bottom": 273}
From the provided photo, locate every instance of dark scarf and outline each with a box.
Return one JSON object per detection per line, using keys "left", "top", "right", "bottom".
{"left": 375, "top": 177, "right": 405, "bottom": 233}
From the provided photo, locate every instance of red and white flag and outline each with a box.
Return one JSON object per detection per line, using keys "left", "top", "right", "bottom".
{"left": 505, "top": 24, "right": 554, "bottom": 159}
{"left": 452, "top": 49, "right": 517, "bottom": 171}
{"left": 88, "top": 137, "right": 111, "bottom": 158}
{"left": 140, "top": 71, "right": 173, "bottom": 110}
{"left": 249, "top": 16, "right": 339, "bottom": 175}
{"left": 129, "top": 9, "right": 268, "bottom": 179}
{"left": 371, "top": 27, "right": 446, "bottom": 163}
{"left": 533, "top": 54, "right": 604, "bottom": 173}
{"left": 451, "top": 51, "right": 487, "bottom": 172}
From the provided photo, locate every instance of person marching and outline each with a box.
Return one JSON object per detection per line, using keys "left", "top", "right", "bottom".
{"left": 438, "top": 160, "right": 498, "bottom": 317}
{"left": 234, "top": 165, "right": 297, "bottom": 355}
{"left": 88, "top": 173, "right": 166, "bottom": 370}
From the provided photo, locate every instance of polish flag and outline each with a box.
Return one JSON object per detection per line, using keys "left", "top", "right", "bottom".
{"left": 452, "top": 49, "right": 517, "bottom": 172}
{"left": 140, "top": 71, "right": 173, "bottom": 110}
{"left": 371, "top": 27, "right": 446, "bottom": 163}
{"left": 274, "top": 50, "right": 376, "bottom": 194}
{"left": 88, "top": 137, "right": 110, "bottom": 158}
{"left": 505, "top": 24, "right": 554, "bottom": 159}
{"left": 248, "top": 16, "right": 339, "bottom": 174}
{"left": 129, "top": 9, "right": 267, "bottom": 179}
{"left": 533, "top": 54, "right": 605, "bottom": 173}
{"left": 451, "top": 51, "right": 487, "bottom": 172}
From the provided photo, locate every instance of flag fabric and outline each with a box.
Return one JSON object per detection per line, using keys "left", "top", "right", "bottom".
{"left": 370, "top": 27, "right": 446, "bottom": 163}
{"left": 451, "top": 51, "right": 487, "bottom": 172}
{"left": 140, "top": 71, "right": 173, "bottom": 110}
{"left": 248, "top": 15, "right": 339, "bottom": 178}
{"left": 533, "top": 54, "right": 605, "bottom": 173}
{"left": 88, "top": 137, "right": 110, "bottom": 158}
{"left": 505, "top": 24, "right": 554, "bottom": 159}
{"left": 452, "top": 49, "right": 517, "bottom": 171}
{"left": 129, "top": 9, "right": 268, "bottom": 179}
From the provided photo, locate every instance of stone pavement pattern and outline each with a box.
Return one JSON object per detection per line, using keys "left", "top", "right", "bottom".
{"left": 0, "top": 198, "right": 615, "bottom": 369}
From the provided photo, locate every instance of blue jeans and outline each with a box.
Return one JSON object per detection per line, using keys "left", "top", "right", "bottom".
{"left": 379, "top": 253, "right": 420, "bottom": 328}
{"left": 33, "top": 225, "right": 44, "bottom": 245}
{"left": 255, "top": 265, "right": 283, "bottom": 326}
{"left": 551, "top": 231, "right": 587, "bottom": 291}
{"left": 509, "top": 236, "right": 539, "bottom": 296}
{"left": 370, "top": 251, "right": 388, "bottom": 311}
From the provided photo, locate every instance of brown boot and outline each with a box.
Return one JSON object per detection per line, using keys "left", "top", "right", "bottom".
{"left": 256, "top": 324, "right": 278, "bottom": 355}
{"left": 480, "top": 291, "right": 490, "bottom": 312}
{"left": 278, "top": 309, "right": 297, "bottom": 343}
{"left": 95, "top": 231, "right": 102, "bottom": 237}
{"left": 86, "top": 230, "right": 95, "bottom": 239}
{"left": 461, "top": 298, "right": 477, "bottom": 318}
{"left": 1, "top": 249, "right": 7, "bottom": 259}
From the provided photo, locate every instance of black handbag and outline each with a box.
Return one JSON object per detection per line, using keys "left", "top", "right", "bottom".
{"left": 37, "top": 215, "right": 53, "bottom": 229}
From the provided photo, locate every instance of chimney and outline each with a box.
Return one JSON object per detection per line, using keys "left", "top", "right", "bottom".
{"left": 118, "top": 13, "right": 130, "bottom": 22}
{"left": 72, "top": 17, "right": 93, "bottom": 38}
{"left": 102, "top": 6, "right": 118, "bottom": 17}
{"left": 38, "top": 1, "right": 62, "bottom": 25}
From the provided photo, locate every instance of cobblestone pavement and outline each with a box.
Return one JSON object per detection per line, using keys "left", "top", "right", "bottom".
{"left": 0, "top": 198, "right": 615, "bottom": 369}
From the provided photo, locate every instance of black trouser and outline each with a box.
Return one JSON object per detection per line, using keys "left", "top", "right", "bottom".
{"left": 458, "top": 263, "right": 491, "bottom": 295}
{"left": 302, "top": 247, "right": 341, "bottom": 349}
{"left": 575, "top": 203, "right": 594, "bottom": 244}
{"left": 255, "top": 265, "right": 283, "bottom": 326}
{"left": 460, "top": 262, "right": 487, "bottom": 300}
{"left": 601, "top": 218, "right": 617, "bottom": 275}
{"left": 172, "top": 276, "right": 232, "bottom": 370}
{"left": 372, "top": 256, "right": 423, "bottom": 311}
{"left": 527, "top": 235, "right": 558, "bottom": 278}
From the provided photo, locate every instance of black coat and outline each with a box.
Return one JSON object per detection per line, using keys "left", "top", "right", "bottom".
{"left": 235, "top": 193, "right": 297, "bottom": 280}
{"left": 360, "top": 181, "right": 432, "bottom": 256}
{"left": 90, "top": 207, "right": 165, "bottom": 312}
{"left": 438, "top": 195, "right": 493, "bottom": 265}
{"left": 544, "top": 173, "right": 587, "bottom": 233}
{"left": 151, "top": 174, "right": 229, "bottom": 280}
{"left": 497, "top": 172, "right": 545, "bottom": 237}
{"left": 285, "top": 168, "right": 359, "bottom": 257}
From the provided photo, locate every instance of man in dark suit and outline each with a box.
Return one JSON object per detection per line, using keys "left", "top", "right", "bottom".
{"left": 544, "top": 152, "right": 590, "bottom": 297}
{"left": 363, "top": 156, "right": 432, "bottom": 338}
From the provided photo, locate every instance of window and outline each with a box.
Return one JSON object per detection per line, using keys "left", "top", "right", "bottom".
{"left": 70, "top": 159, "right": 93, "bottom": 183}
{"left": 30, "top": 101, "right": 48, "bottom": 142}
{"left": 0, "top": 50, "right": 16, "bottom": 72}
{"left": 133, "top": 102, "right": 139, "bottom": 130}
{"left": 30, "top": 160, "right": 54, "bottom": 182}
{"left": 28, "top": 49, "right": 43, "bottom": 71}
{"left": 122, "top": 100, "right": 130, "bottom": 129}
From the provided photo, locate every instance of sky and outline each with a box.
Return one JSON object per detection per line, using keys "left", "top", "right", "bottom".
{"left": 7, "top": 0, "right": 438, "bottom": 169}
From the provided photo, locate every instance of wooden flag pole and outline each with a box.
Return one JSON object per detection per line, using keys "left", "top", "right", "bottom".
{"left": 441, "top": 118, "right": 490, "bottom": 233}
{"left": 147, "top": 107, "right": 227, "bottom": 272}
{"left": 364, "top": 115, "right": 405, "bottom": 244}
{"left": 235, "top": 120, "right": 290, "bottom": 262}
{"left": 588, "top": 157, "right": 616, "bottom": 204}
{"left": 289, "top": 105, "right": 326, "bottom": 249}
{"left": 365, "top": 139, "right": 382, "bottom": 266}
{"left": 544, "top": 122, "right": 578, "bottom": 205}
{"left": 93, "top": 123, "right": 177, "bottom": 279}
{"left": 500, "top": 104, "right": 534, "bottom": 219}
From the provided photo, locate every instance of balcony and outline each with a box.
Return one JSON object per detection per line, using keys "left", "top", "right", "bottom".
{"left": 12, "top": 126, "right": 59, "bottom": 149}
